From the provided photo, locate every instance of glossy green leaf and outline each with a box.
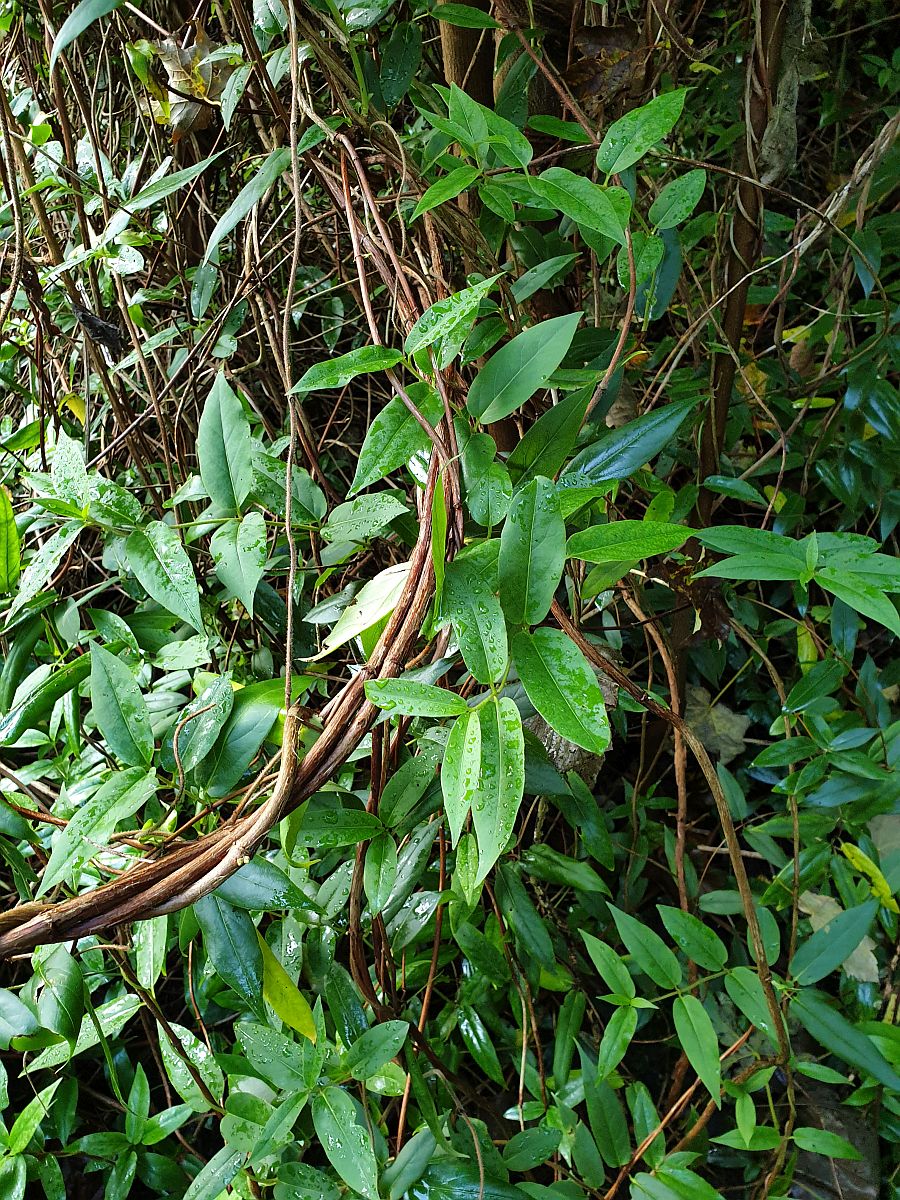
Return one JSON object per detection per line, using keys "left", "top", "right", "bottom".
{"left": 90, "top": 644, "right": 153, "bottom": 765}
{"left": 673, "top": 995, "right": 721, "bottom": 1102}
{"left": 816, "top": 567, "right": 900, "bottom": 637}
{"left": 36, "top": 944, "right": 83, "bottom": 1047}
{"left": 344, "top": 1020, "right": 408, "bottom": 1080}
{"left": 597, "top": 1005, "right": 637, "bottom": 1078}
{"left": 183, "top": 1147, "right": 243, "bottom": 1200}
{"left": 210, "top": 511, "right": 267, "bottom": 614}
{"left": 792, "top": 1126, "right": 862, "bottom": 1159}
{"left": 506, "top": 386, "right": 592, "bottom": 485}
{"left": 39, "top": 768, "right": 156, "bottom": 896}
{"left": 170, "top": 676, "right": 234, "bottom": 775}
{"left": 292, "top": 345, "right": 404, "bottom": 393}
{"left": 194, "top": 894, "right": 264, "bottom": 1017}
{"left": 512, "top": 627, "right": 610, "bottom": 754}
{"left": 197, "top": 373, "right": 254, "bottom": 512}
{"left": 472, "top": 696, "right": 524, "bottom": 884}
{"left": 364, "top": 834, "right": 398, "bottom": 914}
{"left": 442, "top": 555, "right": 507, "bottom": 684}
{"left": 432, "top": 3, "right": 499, "bottom": 27}
{"left": 441, "top": 707, "right": 482, "bottom": 846}
{"left": 499, "top": 477, "right": 565, "bottom": 626}
{"left": 365, "top": 678, "right": 468, "bottom": 717}
{"left": 531, "top": 168, "right": 628, "bottom": 244}
{"left": 563, "top": 395, "right": 696, "bottom": 485}
{"left": 649, "top": 169, "right": 706, "bottom": 229}
{"left": 567, "top": 520, "right": 687, "bottom": 564}
{"left": 349, "top": 385, "right": 444, "bottom": 495}
{"left": 412, "top": 165, "right": 481, "bottom": 219}
{"left": 7, "top": 1078, "right": 61, "bottom": 1153}
{"left": 657, "top": 906, "right": 727, "bottom": 971}
{"left": 790, "top": 899, "right": 878, "bottom": 984}
{"left": 467, "top": 313, "right": 582, "bottom": 424}
{"left": 581, "top": 931, "right": 635, "bottom": 997}
{"left": 0, "top": 486, "right": 21, "bottom": 593}
{"left": 608, "top": 904, "right": 682, "bottom": 989}
{"left": 791, "top": 987, "right": 900, "bottom": 1090}
{"left": 196, "top": 678, "right": 283, "bottom": 796}
{"left": 596, "top": 89, "right": 688, "bottom": 175}
{"left": 724, "top": 967, "right": 783, "bottom": 1051}
{"left": 404, "top": 276, "right": 499, "bottom": 360}
{"left": 50, "top": 0, "right": 122, "bottom": 69}
{"left": 204, "top": 147, "right": 291, "bottom": 264}
{"left": 125, "top": 521, "right": 203, "bottom": 632}
{"left": 312, "top": 1087, "right": 379, "bottom": 1200}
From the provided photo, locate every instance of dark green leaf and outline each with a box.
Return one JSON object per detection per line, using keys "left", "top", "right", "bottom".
{"left": 512, "top": 627, "right": 610, "bottom": 754}
{"left": 468, "top": 314, "right": 581, "bottom": 424}
{"left": 499, "top": 477, "right": 565, "bottom": 626}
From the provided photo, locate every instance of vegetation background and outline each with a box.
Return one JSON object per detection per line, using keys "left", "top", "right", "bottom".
{"left": 0, "top": 0, "right": 898, "bottom": 1197}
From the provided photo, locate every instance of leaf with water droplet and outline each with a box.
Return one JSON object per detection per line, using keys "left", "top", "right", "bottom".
{"left": 472, "top": 696, "right": 524, "bottom": 886}
{"left": 312, "top": 1086, "right": 379, "bottom": 1200}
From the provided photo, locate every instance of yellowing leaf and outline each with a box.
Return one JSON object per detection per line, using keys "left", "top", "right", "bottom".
{"left": 257, "top": 932, "right": 316, "bottom": 1041}
{"left": 841, "top": 843, "right": 899, "bottom": 914}
{"left": 60, "top": 392, "right": 86, "bottom": 424}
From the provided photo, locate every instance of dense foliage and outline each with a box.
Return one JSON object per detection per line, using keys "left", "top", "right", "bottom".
{"left": 0, "top": 0, "right": 898, "bottom": 1197}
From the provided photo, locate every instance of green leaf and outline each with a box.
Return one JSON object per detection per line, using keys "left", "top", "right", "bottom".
{"left": 323, "top": 561, "right": 411, "bottom": 654}
{"left": 195, "top": 893, "right": 264, "bottom": 1018}
{"left": 204, "top": 147, "right": 291, "bottom": 264}
{"left": 126, "top": 151, "right": 225, "bottom": 212}
{"left": 312, "top": 1087, "right": 379, "bottom": 1200}
{"left": 197, "top": 373, "right": 254, "bottom": 512}
{"left": 292, "top": 345, "right": 405, "bottom": 394}
{"left": 649, "top": 169, "right": 706, "bottom": 229}
{"left": 24, "top": 993, "right": 140, "bottom": 1073}
{"left": 36, "top": 944, "right": 83, "bottom": 1047}
{"left": 581, "top": 930, "right": 635, "bottom": 997}
{"left": 257, "top": 933, "right": 317, "bottom": 1041}
{"left": 657, "top": 906, "right": 727, "bottom": 971}
{"left": 412, "top": 165, "right": 481, "bottom": 220}
{"left": 322, "top": 494, "right": 409, "bottom": 543}
{"left": 467, "top": 313, "right": 582, "bottom": 424}
{"left": 816, "top": 567, "right": 900, "bottom": 637}
{"left": 499, "top": 476, "right": 565, "bottom": 626}
{"left": 442, "top": 707, "right": 482, "bottom": 846}
{"left": 790, "top": 899, "right": 878, "bottom": 984}
{"left": 216, "top": 857, "right": 316, "bottom": 912}
{"left": 791, "top": 987, "right": 900, "bottom": 1090}
{"left": 608, "top": 904, "right": 682, "bottom": 989}
{"left": 502, "top": 1127, "right": 562, "bottom": 1170}
{"left": 0, "top": 486, "right": 20, "bottom": 593}
{"left": 210, "top": 512, "right": 267, "bottom": 615}
{"left": 585, "top": 1075, "right": 631, "bottom": 1167}
{"left": 563, "top": 395, "right": 696, "bottom": 484}
{"left": 0, "top": 1158, "right": 25, "bottom": 1200}
{"left": 39, "top": 768, "right": 156, "bottom": 895}
{"left": 90, "top": 644, "right": 154, "bottom": 765}
{"left": 183, "top": 1147, "right": 243, "bottom": 1200}
{"left": 512, "top": 628, "right": 610, "bottom": 754}
{"left": 673, "top": 995, "right": 721, "bottom": 1102}
{"left": 171, "top": 676, "right": 234, "bottom": 775}
{"left": 7, "top": 1079, "right": 61, "bottom": 1154}
{"left": 597, "top": 1005, "right": 637, "bottom": 1078}
{"left": 432, "top": 3, "right": 500, "bottom": 28}
{"left": 157, "top": 1022, "right": 224, "bottom": 1113}
{"left": 125, "top": 521, "right": 203, "bottom": 632}
{"left": 596, "top": 89, "right": 688, "bottom": 175}
{"left": 8, "top": 523, "right": 81, "bottom": 621}
{"left": 511, "top": 254, "right": 578, "bottom": 303}
{"left": 365, "top": 678, "right": 468, "bottom": 717}
{"left": 350, "top": 385, "right": 444, "bottom": 494}
{"left": 792, "top": 1126, "right": 862, "bottom": 1159}
{"left": 50, "top": 0, "right": 122, "bottom": 70}
{"left": 196, "top": 678, "right": 283, "bottom": 796}
{"left": 364, "top": 834, "right": 398, "bottom": 914}
{"left": 458, "top": 424, "right": 512, "bottom": 527}
{"left": 344, "top": 1020, "right": 409, "bottom": 1080}
{"left": 472, "top": 696, "right": 524, "bottom": 884}
{"left": 507, "top": 385, "right": 592, "bottom": 486}
{"left": 404, "top": 276, "right": 500, "bottom": 361}
{"left": 0, "top": 988, "right": 39, "bottom": 1047}
{"left": 568, "top": 522, "right": 689, "bottom": 565}
{"left": 442, "top": 555, "right": 508, "bottom": 684}
{"left": 531, "top": 169, "right": 628, "bottom": 244}
{"left": 724, "top": 967, "right": 784, "bottom": 1051}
